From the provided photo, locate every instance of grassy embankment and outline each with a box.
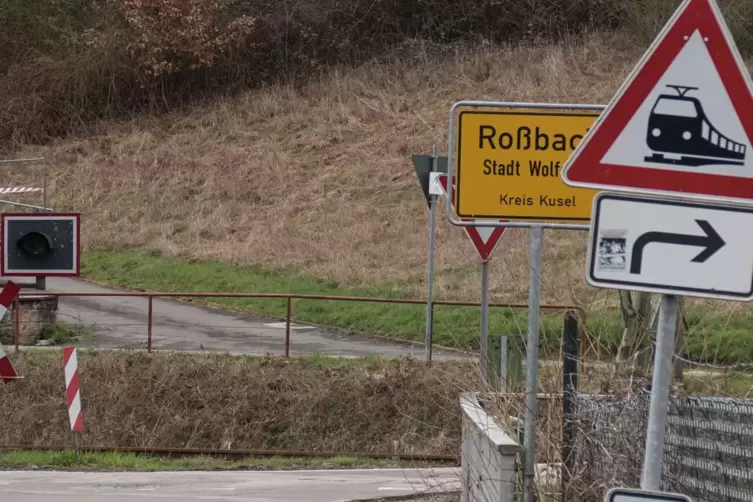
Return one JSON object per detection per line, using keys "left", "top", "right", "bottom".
{"left": 6, "top": 1, "right": 753, "bottom": 364}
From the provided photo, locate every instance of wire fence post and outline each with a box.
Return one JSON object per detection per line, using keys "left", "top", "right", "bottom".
{"left": 285, "top": 297, "right": 292, "bottom": 358}
{"left": 147, "top": 295, "right": 153, "bottom": 353}
{"left": 561, "top": 309, "right": 580, "bottom": 498}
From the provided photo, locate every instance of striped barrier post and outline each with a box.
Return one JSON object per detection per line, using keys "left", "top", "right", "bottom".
{"left": 0, "top": 281, "right": 21, "bottom": 383}
{"left": 63, "top": 346, "right": 83, "bottom": 453}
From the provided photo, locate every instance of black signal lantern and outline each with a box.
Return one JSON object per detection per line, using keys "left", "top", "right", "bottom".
{"left": 17, "top": 231, "right": 53, "bottom": 257}
{"left": 1, "top": 213, "right": 80, "bottom": 277}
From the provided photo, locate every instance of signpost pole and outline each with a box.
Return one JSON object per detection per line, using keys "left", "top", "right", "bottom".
{"left": 480, "top": 257, "right": 490, "bottom": 389}
{"left": 424, "top": 144, "right": 439, "bottom": 364}
{"left": 523, "top": 225, "right": 544, "bottom": 502}
{"left": 641, "top": 293, "right": 679, "bottom": 491}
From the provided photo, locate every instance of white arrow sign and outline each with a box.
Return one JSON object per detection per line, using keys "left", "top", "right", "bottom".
{"left": 586, "top": 191, "right": 753, "bottom": 301}
{"left": 605, "top": 487, "right": 692, "bottom": 502}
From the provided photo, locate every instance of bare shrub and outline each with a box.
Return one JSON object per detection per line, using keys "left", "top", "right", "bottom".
{"left": 120, "top": 0, "right": 257, "bottom": 77}
{"left": 0, "top": 351, "right": 475, "bottom": 454}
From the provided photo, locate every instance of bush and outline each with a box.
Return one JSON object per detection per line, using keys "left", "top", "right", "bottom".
{"left": 120, "top": 0, "right": 257, "bottom": 76}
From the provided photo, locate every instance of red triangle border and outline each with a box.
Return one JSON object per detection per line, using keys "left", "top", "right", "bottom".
{"left": 438, "top": 175, "right": 507, "bottom": 261}
{"left": 563, "top": 0, "right": 753, "bottom": 201}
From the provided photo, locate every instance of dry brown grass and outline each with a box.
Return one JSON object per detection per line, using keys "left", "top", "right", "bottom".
{"left": 7, "top": 34, "right": 753, "bottom": 321}
{"left": 0, "top": 350, "right": 478, "bottom": 453}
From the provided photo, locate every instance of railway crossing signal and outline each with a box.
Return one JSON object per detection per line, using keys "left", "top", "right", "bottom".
{"left": 1, "top": 213, "right": 81, "bottom": 277}
{"left": 437, "top": 175, "right": 506, "bottom": 261}
{"left": 561, "top": 0, "right": 753, "bottom": 205}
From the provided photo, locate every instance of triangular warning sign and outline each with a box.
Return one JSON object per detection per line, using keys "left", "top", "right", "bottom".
{"left": 562, "top": 0, "right": 753, "bottom": 202}
{"left": 438, "top": 175, "right": 506, "bottom": 261}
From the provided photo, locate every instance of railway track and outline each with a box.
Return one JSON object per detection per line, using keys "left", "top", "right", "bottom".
{"left": 0, "top": 445, "right": 459, "bottom": 463}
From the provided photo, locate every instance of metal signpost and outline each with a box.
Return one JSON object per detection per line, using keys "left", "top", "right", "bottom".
{"left": 561, "top": 0, "right": 753, "bottom": 497}
{"left": 437, "top": 174, "right": 506, "bottom": 386}
{"left": 414, "top": 146, "right": 443, "bottom": 363}
{"left": 444, "top": 102, "right": 605, "bottom": 502}
{"left": 412, "top": 149, "right": 448, "bottom": 362}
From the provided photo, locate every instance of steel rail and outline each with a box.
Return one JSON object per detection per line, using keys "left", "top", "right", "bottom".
{"left": 0, "top": 445, "right": 459, "bottom": 463}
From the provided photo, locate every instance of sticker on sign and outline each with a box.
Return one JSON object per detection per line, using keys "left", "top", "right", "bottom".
{"left": 605, "top": 487, "right": 692, "bottom": 502}
{"left": 429, "top": 172, "right": 444, "bottom": 196}
{"left": 586, "top": 191, "right": 753, "bottom": 301}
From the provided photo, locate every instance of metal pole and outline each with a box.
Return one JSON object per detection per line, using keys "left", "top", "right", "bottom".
{"left": 499, "top": 335, "right": 508, "bottom": 391}
{"left": 480, "top": 259, "right": 490, "bottom": 389}
{"left": 0, "top": 199, "right": 53, "bottom": 212}
{"left": 523, "top": 226, "right": 543, "bottom": 502}
{"left": 641, "top": 294, "right": 679, "bottom": 491}
{"left": 424, "top": 144, "right": 438, "bottom": 363}
{"left": 285, "top": 297, "right": 292, "bottom": 358}
{"left": 147, "top": 295, "right": 153, "bottom": 354}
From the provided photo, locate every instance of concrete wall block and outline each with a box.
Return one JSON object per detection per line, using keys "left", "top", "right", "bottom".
{"left": 460, "top": 392, "right": 520, "bottom": 502}
{"left": 0, "top": 295, "right": 59, "bottom": 346}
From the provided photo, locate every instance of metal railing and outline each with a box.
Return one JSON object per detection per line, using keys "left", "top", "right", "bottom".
{"left": 10, "top": 290, "right": 585, "bottom": 360}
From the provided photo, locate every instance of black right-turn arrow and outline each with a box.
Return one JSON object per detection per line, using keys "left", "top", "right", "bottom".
{"left": 630, "top": 219, "right": 725, "bottom": 275}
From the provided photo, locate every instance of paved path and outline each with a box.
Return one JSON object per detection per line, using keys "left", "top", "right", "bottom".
{"left": 41, "top": 278, "right": 470, "bottom": 361}
{"left": 0, "top": 467, "right": 461, "bottom": 502}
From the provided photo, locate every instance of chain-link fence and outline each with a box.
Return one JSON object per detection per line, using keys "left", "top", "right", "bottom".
{"left": 568, "top": 391, "right": 753, "bottom": 501}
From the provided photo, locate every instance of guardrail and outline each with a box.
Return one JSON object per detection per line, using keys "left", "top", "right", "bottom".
{"left": 11, "top": 291, "right": 585, "bottom": 361}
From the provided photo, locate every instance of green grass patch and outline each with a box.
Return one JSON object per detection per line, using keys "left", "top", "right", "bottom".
{"left": 80, "top": 250, "right": 753, "bottom": 363}
{"left": 0, "top": 449, "right": 424, "bottom": 471}
{"left": 38, "top": 324, "right": 88, "bottom": 346}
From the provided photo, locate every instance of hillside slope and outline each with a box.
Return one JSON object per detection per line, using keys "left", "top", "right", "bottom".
{"left": 9, "top": 36, "right": 750, "bottom": 319}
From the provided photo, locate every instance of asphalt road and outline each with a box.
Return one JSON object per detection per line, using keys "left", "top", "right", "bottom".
{"left": 0, "top": 468, "right": 461, "bottom": 502}
{"left": 39, "top": 278, "right": 470, "bottom": 360}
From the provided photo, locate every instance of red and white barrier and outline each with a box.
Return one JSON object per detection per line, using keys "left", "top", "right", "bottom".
{"left": 0, "top": 187, "right": 41, "bottom": 195}
{"left": 0, "top": 344, "right": 17, "bottom": 384}
{"left": 0, "top": 281, "right": 21, "bottom": 384}
{"left": 63, "top": 346, "right": 83, "bottom": 432}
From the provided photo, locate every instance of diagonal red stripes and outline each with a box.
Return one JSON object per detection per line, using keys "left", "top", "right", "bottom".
{"left": 63, "top": 346, "right": 74, "bottom": 367}
{"left": 0, "top": 281, "right": 21, "bottom": 384}
{"left": 63, "top": 346, "right": 83, "bottom": 432}
{"left": 0, "top": 281, "right": 20, "bottom": 311}
{"left": 0, "top": 354, "right": 17, "bottom": 383}
{"left": 66, "top": 371, "right": 79, "bottom": 406}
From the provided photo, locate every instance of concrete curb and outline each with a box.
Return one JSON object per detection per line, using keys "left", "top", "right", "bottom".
{"left": 346, "top": 490, "right": 460, "bottom": 502}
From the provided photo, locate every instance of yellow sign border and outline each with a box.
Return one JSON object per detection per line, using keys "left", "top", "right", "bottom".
{"left": 453, "top": 107, "right": 602, "bottom": 223}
